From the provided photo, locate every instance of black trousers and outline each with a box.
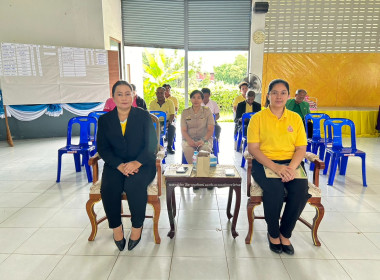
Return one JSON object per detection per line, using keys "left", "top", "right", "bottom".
{"left": 307, "top": 120, "right": 313, "bottom": 138}
{"left": 251, "top": 159, "right": 310, "bottom": 239}
{"left": 234, "top": 119, "right": 249, "bottom": 137}
{"left": 160, "top": 121, "right": 176, "bottom": 149}
{"left": 100, "top": 163, "right": 156, "bottom": 229}
{"left": 214, "top": 123, "right": 221, "bottom": 139}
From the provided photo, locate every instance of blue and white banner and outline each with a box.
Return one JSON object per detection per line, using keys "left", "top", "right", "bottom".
{"left": 0, "top": 90, "right": 104, "bottom": 121}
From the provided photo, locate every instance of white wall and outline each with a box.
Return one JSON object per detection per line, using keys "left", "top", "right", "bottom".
{"left": 102, "top": 0, "right": 122, "bottom": 50}
{"left": 125, "top": 47, "right": 144, "bottom": 97}
{"left": 0, "top": 0, "right": 105, "bottom": 49}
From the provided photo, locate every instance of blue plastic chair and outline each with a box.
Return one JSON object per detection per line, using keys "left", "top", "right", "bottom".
{"left": 182, "top": 153, "right": 188, "bottom": 164}
{"left": 212, "top": 114, "right": 219, "bottom": 163}
{"left": 88, "top": 111, "right": 107, "bottom": 120}
{"left": 240, "top": 112, "right": 256, "bottom": 168}
{"left": 56, "top": 116, "right": 97, "bottom": 183}
{"left": 236, "top": 126, "right": 243, "bottom": 152}
{"left": 323, "top": 118, "right": 367, "bottom": 186}
{"left": 150, "top": 110, "right": 167, "bottom": 163}
{"left": 86, "top": 111, "right": 107, "bottom": 153}
{"left": 305, "top": 113, "right": 331, "bottom": 161}
{"left": 150, "top": 111, "right": 167, "bottom": 146}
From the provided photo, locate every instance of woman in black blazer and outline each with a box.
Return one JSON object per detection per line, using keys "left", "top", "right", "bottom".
{"left": 97, "top": 81, "right": 157, "bottom": 251}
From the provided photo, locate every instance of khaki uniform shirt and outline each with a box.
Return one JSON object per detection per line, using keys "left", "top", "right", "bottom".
{"left": 181, "top": 106, "right": 215, "bottom": 141}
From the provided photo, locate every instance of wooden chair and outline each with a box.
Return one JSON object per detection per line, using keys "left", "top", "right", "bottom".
{"left": 244, "top": 151, "right": 325, "bottom": 246}
{"left": 85, "top": 114, "right": 165, "bottom": 244}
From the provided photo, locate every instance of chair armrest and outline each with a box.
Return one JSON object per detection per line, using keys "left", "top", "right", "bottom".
{"left": 246, "top": 151, "right": 325, "bottom": 194}
{"left": 88, "top": 153, "right": 101, "bottom": 183}
{"left": 305, "top": 152, "right": 325, "bottom": 187}
{"left": 244, "top": 151, "right": 254, "bottom": 197}
{"left": 156, "top": 146, "right": 166, "bottom": 161}
{"left": 244, "top": 151, "right": 254, "bottom": 160}
{"left": 156, "top": 145, "right": 165, "bottom": 196}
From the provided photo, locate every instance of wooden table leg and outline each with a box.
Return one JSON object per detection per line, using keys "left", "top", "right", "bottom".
{"left": 3, "top": 106, "right": 14, "bottom": 147}
{"left": 226, "top": 187, "right": 233, "bottom": 219}
{"left": 231, "top": 186, "right": 241, "bottom": 238}
{"left": 166, "top": 183, "right": 176, "bottom": 238}
{"left": 172, "top": 190, "right": 177, "bottom": 218}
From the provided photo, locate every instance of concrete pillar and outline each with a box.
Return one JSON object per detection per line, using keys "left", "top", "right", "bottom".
{"left": 248, "top": 1, "right": 268, "bottom": 104}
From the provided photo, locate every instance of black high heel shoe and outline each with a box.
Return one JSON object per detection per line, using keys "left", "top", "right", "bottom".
{"left": 128, "top": 226, "right": 143, "bottom": 251}
{"left": 114, "top": 224, "right": 126, "bottom": 251}
{"left": 267, "top": 233, "right": 282, "bottom": 254}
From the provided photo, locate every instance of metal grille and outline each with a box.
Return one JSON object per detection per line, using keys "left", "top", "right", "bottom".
{"left": 188, "top": 0, "right": 252, "bottom": 51}
{"left": 121, "top": 0, "right": 252, "bottom": 51}
{"left": 265, "top": 0, "right": 380, "bottom": 53}
{"left": 122, "top": 0, "right": 185, "bottom": 49}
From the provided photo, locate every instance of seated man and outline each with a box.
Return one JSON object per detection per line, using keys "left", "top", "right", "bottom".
{"left": 201, "top": 87, "right": 221, "bottom": 139}
{"left": 286, "top": 89, "right": 312, "bottom": 136}
{"left": 162, "top": 84, "right": 179, "bottom": 114}
{"left": 235, "top": 90, "right": 261, "bottom": 136}
{"left": 149, "top": 87, "right": 176, "bottom": 154}
{"left": 233, "top": 81, "right": 249, "bottom": 113}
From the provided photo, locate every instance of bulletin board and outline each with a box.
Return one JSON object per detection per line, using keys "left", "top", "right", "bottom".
{"left": 0, "top": 42, "right": 110, "bottom": 105}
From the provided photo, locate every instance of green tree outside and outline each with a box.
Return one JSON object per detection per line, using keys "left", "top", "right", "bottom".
{"left": 142, "top": 49, "right": 184, "bottom": 105}
{"left": 214, "top": 54, "right": 248, "bottom": 85}
{"left": 142, "top": 48, "right": 244, "bottom": 121}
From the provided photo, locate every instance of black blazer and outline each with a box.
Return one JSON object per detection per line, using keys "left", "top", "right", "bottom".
{"left": 97, "top": 106, "right": 157, "bottom": 170}
{"left": 235, "top": 100, "right": 261, "bottom": 123}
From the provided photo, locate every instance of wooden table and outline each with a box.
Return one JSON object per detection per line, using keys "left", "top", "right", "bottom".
{"left": 164, "top": 164, "right": 242, "bottom": 239}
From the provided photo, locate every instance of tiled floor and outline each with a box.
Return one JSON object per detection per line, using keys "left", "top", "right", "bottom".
{"left": 0, "top": 122, "right": 380, "bottom": 279}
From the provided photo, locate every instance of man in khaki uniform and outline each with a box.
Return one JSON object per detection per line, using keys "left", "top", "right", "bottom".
{"left": 149, "top": 87, "right": 176, "bottom": 154}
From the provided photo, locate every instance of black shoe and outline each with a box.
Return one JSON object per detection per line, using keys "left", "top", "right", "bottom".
{"left": 282, "top": 243, "right": 294, "bottom": 255}
{"left": 167, "top": 147, "right": 175, "bottom": 154}
{"left": 128, "top": 226, "right": 143, "bottom": 251}
{"left": 207, "top": 187, "right": 214, "bottom": 190}
{"left": 267, "top": 233, "right": 282, "bottom": 254}
{"left": 114, "top": 225, "right": 126, "bottom": 251}
{"left": 193, "top": 187, "right": 199, "bottom": 190}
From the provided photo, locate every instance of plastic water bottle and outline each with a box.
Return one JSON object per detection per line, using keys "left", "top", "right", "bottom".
{"left": 192, "top": 151, "right": 198, "bottom": 170}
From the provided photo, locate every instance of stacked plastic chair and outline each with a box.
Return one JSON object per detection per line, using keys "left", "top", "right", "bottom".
{"left": 150, "top": 110, "right": 167, "bottom": 163}
{"left": 240, "top": 112, "right": 256, "bottom": 168}
{"left": 305, "top": 113, "right": 331, "bottom": 160}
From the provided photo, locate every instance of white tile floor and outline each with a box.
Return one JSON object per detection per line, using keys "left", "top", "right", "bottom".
{"left": 0, "top": 122, "right": 380, "bottom": 279}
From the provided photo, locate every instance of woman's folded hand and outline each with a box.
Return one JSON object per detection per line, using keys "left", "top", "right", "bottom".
{"left": 274, "top": 164, "right": 296, "bottom": 182}
{"left": 117, "top": 161, "right": 142, "bottom": 177}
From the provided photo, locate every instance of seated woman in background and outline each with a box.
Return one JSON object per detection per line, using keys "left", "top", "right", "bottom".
{"left": 103, "top": 83, "right": 146, "bottom": 111}
{"left": 247, "top": 79, "right": 309, "bottom": 255}
{"left": 131, "top": 83, "right": 147, "bottom": 110}
{"left": 234, "top": 90, "right": 261, "bottom": 136}
{"left": 181, "top": 90, "right": 214, "bottom": 164}
{"left": 97, "top": 81, "right": 157, "bottom": 251}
